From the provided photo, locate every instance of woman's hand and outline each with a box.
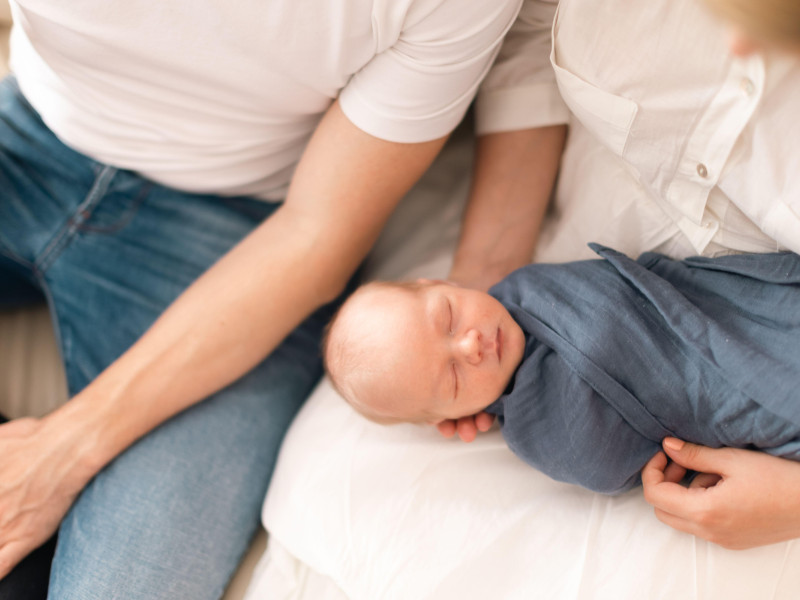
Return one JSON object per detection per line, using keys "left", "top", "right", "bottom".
{"left": 642, "top": 438, "right": 800, "bottom": 549}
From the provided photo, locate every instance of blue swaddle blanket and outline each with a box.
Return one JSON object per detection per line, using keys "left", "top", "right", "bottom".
{"left": 485, "top": 245, "right": 800, "bottom": 494}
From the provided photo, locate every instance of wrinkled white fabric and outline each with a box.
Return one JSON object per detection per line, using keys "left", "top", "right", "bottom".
{"left": 9, "top": 0, "right": 520, "bottom": 198}
{"left": 478, "top": 0, "right": 800, "bottom": 259}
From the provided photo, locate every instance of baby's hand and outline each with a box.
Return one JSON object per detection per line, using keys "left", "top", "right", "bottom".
{"left": 436, "top": 412, "right": 495, "bottom": 443}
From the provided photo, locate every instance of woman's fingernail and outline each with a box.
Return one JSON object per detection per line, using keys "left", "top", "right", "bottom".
{"left": 663, "top": 438, "right": 685, "bottom": 452}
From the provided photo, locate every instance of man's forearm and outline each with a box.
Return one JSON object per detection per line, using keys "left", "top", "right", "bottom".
{"left": 0, "top": 67, "right": 453, "bottom": 582}
{"left": 0, "top": 194, "right": 375, "bottom": 580}
{"left": 451, "top": 125, "right": 565, "bottom": 290}
{"left": 50, "top": 206, "right": 346, "bottom": 469}
{"left": 41, "top": 101, "right": 448, "bottom": 476}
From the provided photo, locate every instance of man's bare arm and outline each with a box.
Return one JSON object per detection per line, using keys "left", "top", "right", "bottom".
{"left": 0, "top": 100, "right": 447, "bottom": 579}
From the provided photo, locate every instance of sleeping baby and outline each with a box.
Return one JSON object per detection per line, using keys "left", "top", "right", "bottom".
{"left": 323, "top": 245, "right": 800, "bottom": 494}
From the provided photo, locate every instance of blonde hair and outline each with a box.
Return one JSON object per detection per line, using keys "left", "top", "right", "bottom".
{"left": 704, "top": 0, "right": 800, "bottom": 45}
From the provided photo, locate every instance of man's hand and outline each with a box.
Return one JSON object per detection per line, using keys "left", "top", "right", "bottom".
{"left": 642, "top": 438, "right": 800, "bottom": 550}
{"left": 0, "top": 416, "right": 94, "bottom": 579}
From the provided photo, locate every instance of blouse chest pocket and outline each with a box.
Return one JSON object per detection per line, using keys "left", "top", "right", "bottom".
{"left": 550, "top": 48, "right": 638, "bottom": 157}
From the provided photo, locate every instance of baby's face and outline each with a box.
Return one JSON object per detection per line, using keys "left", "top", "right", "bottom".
{"left": 337, "top": 280, "right": 526, "bottom": 424}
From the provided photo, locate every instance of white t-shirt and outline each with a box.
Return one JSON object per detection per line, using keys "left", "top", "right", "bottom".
{"left": 9, "top": 0, "right": 521, "bottom": 199}
{"left": 476, "top": 0, "right": 800, "bottom": 258}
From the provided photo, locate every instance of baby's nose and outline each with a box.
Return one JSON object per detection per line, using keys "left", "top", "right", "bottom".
{"left": 457, "top": 329, "right": 483, "bottom": 365}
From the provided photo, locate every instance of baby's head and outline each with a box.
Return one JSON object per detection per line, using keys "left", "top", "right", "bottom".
{"left": 323, "top": 279, "right": 526, "bottom": 425}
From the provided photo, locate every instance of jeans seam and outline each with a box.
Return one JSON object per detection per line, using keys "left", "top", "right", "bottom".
{"left": 35, "top": 165, "right": 118, "bottom": 274}
{"left": 37, "top": 274, "right": 74, "bottom": 396}
{"left": 0, "top": 246, "right": 37, "bottom": 273}
{"left": 76, "top": 181, "right": 152, "bottom": 234}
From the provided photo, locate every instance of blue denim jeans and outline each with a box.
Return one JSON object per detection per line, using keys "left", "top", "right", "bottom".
{"left": 0, "top": 76, "right": 334, "bottom": 599}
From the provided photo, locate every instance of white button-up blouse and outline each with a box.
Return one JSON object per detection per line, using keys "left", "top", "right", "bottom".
{"left": 476, "top": 0, "right": 800, "bottom": 261}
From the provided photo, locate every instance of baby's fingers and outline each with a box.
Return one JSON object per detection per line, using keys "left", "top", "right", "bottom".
{"left": 474, "top": 412, "right": 495, "bottom": 432}
{"left": 455, "top": 417, "right": 478, "bottom": 443}
{"left": 436, "top": 420, "right": 457, "bottom": 438}
{"left": 437, "top": 414, "right": 492, "bottom": 442}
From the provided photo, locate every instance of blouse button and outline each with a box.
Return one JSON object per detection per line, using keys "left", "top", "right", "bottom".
{"left": 696, "top": 163, "right": 708, "bottom": 178}
{"left": 740, "top": 77, "right": 755, "bottom": 96}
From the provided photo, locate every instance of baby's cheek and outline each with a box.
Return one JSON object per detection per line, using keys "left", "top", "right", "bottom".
{"left": 467, "top": 375, "right": 505, "bottom": 412}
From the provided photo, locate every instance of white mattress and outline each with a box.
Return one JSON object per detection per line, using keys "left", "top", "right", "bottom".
{"left": 246, "top": 127, "right": 800, "bottom": 600}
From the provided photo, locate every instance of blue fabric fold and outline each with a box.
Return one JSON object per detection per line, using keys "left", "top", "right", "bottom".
{"left": 486, "top": 246, "right": 800, "bottom": 494}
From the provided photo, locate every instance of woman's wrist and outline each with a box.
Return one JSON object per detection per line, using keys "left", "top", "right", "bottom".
{"left": 449, "top": 250, "right": 530, "bottom": 291}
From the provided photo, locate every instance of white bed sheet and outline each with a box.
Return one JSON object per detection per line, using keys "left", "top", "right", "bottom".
{"left": 247, "top": 538, "right": 349, "bottom": 600}
{"left": 245, "top": 126, "right": 800, "bottom": 600}
{"left": 251, "top": 383, "right": 800, "bottom": 600}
